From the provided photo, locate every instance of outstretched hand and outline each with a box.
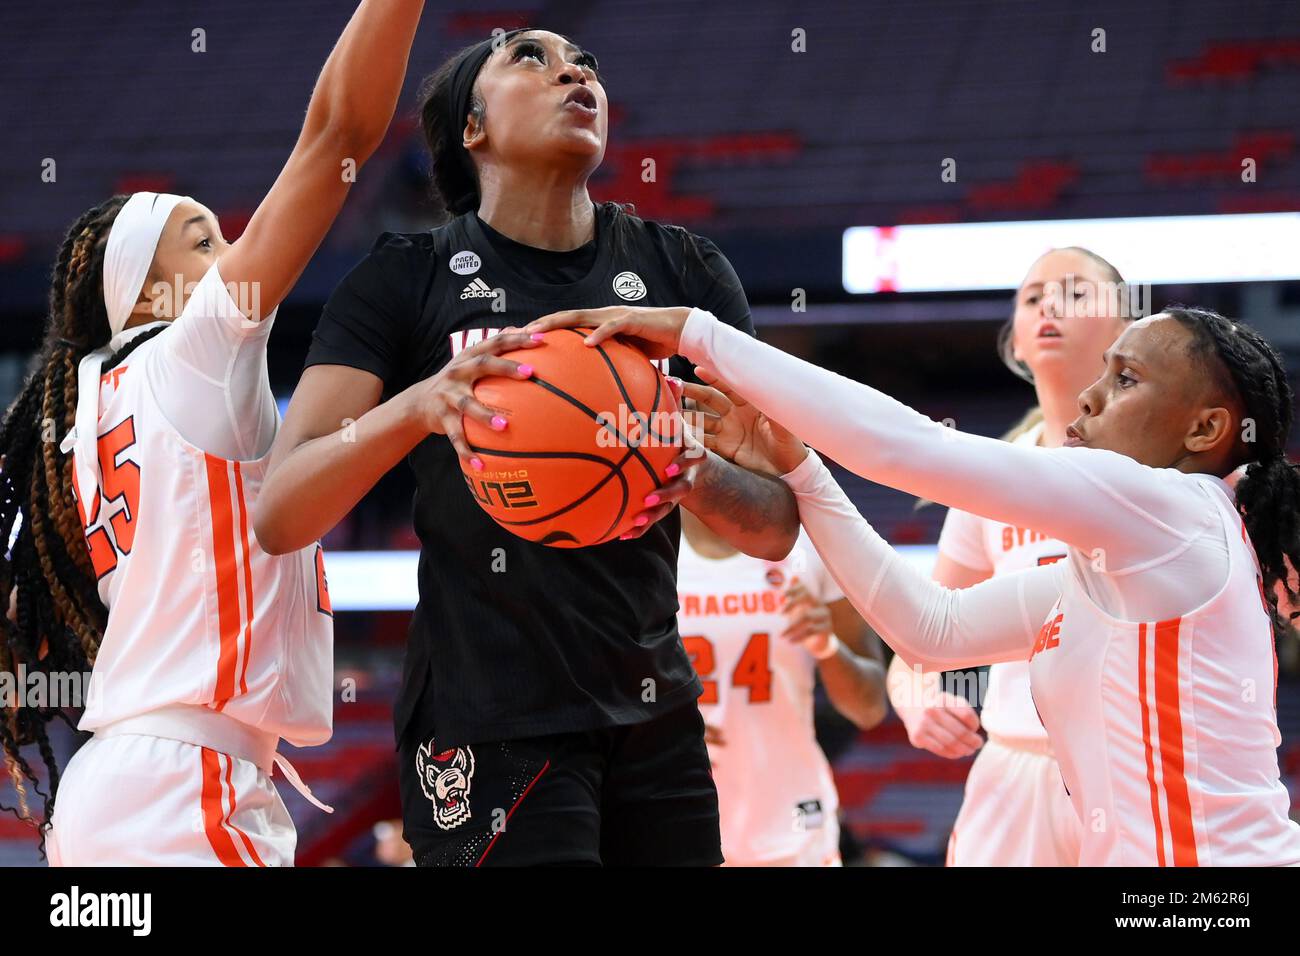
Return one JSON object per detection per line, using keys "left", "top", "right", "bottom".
{"left": 685, "top": 366, "right": 809, "bottom": 477}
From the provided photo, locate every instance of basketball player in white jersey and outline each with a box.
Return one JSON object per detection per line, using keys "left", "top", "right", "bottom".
{"left": 527, "top": 295, "right": 1300, "bottom": 866}
{"left": 888, "top": 248, "right": 1131, "bottom": 866}
{"left": 678, "top": 509, "right": 887, "bottom": 866}
{"left": 0, "top": 1, "right": 536, "bottom": 865}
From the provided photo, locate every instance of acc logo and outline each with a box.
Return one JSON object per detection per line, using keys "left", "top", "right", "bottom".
{"left": 416, "top": 740, "right": 476, "bottom": 831}
{"left": 612, "top": 271, "right": 647, "bottom": 301}
{"left": 765, "top": 567, "right": 785, "bottom": 588}
{"left": 450, "top": 250, "right": 481, "bottom": 275}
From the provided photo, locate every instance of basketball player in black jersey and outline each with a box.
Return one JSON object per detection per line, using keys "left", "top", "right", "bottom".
{"left": 257, "top": 29, "right": 798, "bottom": 866}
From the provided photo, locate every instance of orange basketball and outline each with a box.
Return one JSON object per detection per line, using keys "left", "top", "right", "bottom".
{"left": 461, "top": 328, "right": 683, "bottom": 547}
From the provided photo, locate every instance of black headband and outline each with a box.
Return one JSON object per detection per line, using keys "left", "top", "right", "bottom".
{"left": 450, "top": 29, "right": 528, "bottom": 186}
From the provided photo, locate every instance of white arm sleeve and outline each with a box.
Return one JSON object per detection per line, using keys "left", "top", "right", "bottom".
{"left": 680, "top": 308, "right": 1215, "bottom": 575}
{"left": 146, "top": 263, "right": 279, "bottom": 461}
{"left": 784, "top": 451, "right": 1063, "bottom": 671}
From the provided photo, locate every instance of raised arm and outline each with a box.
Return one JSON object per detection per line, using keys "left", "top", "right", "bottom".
{"left": 145, "top": 1, "right": 425, "bottom": 462}
{"left": 219, "top": 0, "right": 425, "bottom": 315}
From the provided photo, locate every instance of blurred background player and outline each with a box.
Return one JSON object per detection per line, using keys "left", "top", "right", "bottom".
{"left": 888, "top": 247, "right": 1132, "bottom": 866}
{"left": 0, "top": 0, "right": 425, "bottom": 864}
{"left": 678, "top": 508, "right": 887, "bottom": 866}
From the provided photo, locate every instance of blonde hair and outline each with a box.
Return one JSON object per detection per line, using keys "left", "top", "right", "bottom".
{"left": 1001, "top": 406, "right": 1045, "bottom": 443}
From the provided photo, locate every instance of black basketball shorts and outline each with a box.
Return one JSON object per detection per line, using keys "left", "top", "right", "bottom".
{"left": 398, "top": 699, "right": 722, "bottom": 866}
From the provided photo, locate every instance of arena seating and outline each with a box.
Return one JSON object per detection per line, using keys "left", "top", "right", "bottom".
{"left": 3, "top": 1, "right": 1297, "bottom": 303}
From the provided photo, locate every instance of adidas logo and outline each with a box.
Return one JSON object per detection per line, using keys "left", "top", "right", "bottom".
{"left": 459, "top": 277, "right": 498, "bottom": 300}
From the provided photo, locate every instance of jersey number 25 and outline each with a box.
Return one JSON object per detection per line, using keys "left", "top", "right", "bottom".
{"left": 73, "top": 417, "right": 141, "bottom": 579}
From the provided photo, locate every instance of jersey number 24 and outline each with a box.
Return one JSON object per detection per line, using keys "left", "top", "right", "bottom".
{"left": 682, "top": 633, "right": 772, "bottom": 704}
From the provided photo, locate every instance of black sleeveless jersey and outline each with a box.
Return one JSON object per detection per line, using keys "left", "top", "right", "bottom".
{"left": 305, "top": 203, "right": 755, "bottom": 749}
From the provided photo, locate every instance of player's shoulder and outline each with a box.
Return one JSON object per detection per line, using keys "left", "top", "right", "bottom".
{"left": 939, "top": 503, "right": 988, "bottom": 531}
{"left": 607, "top": 204, "right": 724, "bottom": 270}
{"left": 328, "top": 230, "right": 441, "bottom": 313}
{"left": 361, "top": 229, "right": 441, "bottom": 270}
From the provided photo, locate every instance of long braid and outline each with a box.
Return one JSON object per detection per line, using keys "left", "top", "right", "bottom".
{"left": 1167, "top": 306, "right": 1300, "bottom": 633}
{"left": 0, "top": 195, "right": 129, "bottom": 840}
{"left": 32, "top": 354, "right": 95, "bottom": 656}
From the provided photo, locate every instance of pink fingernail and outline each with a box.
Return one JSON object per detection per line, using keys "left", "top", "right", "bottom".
{"left": 491, "top": 415, "right": 507, "bottom": 431}
{"left": 517, "top": 364, "right": 534, "bottom": 378}
{"left": 634, "top": 515, "right": 648, "bottom": 527}
{"left": 530, "top": 333, "right": 545, "bottom": 342}
{"left": 644, "top": 494, "right": 660, "bottom": 507}
{"left": 470, "top": 457, "right": 484, "bottom": 471}
{"left": 665, "top": 463, "right": 681, "bottom": 477}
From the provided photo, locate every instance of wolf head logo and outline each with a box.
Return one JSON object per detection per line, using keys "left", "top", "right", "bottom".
{"left": 416, "top": 741, "right": 476, "bottom": 831}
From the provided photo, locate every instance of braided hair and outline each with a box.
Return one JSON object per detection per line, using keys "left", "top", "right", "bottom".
{"left": 0, "top": 194, "right": 164, "bottom": 841}
{"left": 1165, "top": 306, "right": 1300, "bottom": 633}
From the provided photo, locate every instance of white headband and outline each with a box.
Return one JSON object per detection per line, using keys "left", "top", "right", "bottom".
{"left": 60, "top": 191, "right": 191, "bottom": 505}
{"left": 102, "top": 191, "right": 191, "bottom": 336}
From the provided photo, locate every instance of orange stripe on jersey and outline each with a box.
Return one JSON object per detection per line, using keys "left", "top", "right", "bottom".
{"left": 1154, "top": 617, "right": 1199, "bottom": 866}
{"left": 205, "top": 455, "right": 241, "bottom": 710}
{"left": 232, "top": 462, "right": 255, "bottom": 697}
{"left": 200, "top": 748, "right": 246, "bottom": 866}
{"left": 222, "top": 749, "right": 266, "bottom": 867}
{"left": 1137, "top": 622, "right": 1167, "bottom": 866}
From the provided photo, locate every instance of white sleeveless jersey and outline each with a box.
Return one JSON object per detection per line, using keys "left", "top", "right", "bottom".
{"left": 69, "top": 290, "right": 333, "bottom": 747}
{"left": 677, "top": 530, "right": 841, "bottom": 866}
{"left": 937, "top": 424, "right": 1066, "bottom": 745}
{"left": 1029, "top": 477, "right": 1300, "bottom": 866}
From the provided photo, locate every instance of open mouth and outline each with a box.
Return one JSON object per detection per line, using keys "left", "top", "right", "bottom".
{"left": 1065, "top": 423, "right": 1086, "bottom": 447}
{"left": 1037, "top": 322, "right": 1063, "bottom": 339}
{"left": 563, "top": 86, "right": 598, "bottom": 114}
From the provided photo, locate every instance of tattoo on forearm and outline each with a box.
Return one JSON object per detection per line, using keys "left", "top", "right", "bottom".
{"left": 693, "top": 457, "right": 796, "bottom": 533}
